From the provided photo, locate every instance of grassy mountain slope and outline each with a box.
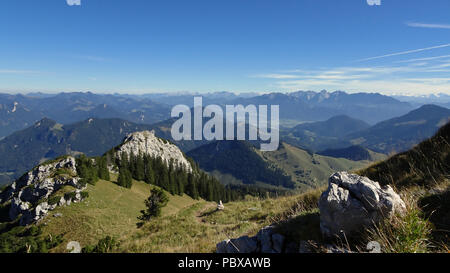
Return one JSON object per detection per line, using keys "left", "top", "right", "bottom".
{"left": 347, "top": 104, "right": 450, "bottom": 154}
{"left": 2, "top": 123, "right": 448, "bottom": 253}
{"left": 291, "top": 115, "right": 370, "bottom": 138}
{"left": 257, "top": 143, "right": 368, "bottom": 190}
{"left": 357, "top": 122, "right": 450, "bottom": 248}
{"left": 45, "top": 185, "right": 318, "bottom": 253}
{"left": 281, "top": 115, "right": 369, "bottom": 152}
{"left": 41, "top": 177, "right": 200, "bottom": 252}
{"left": 39, "top": 123, "right": 450, "bottom": 253}
{"left": 317, "top": 145, "right": 387, "bottom": 161}
{"left": 188, "top": 141, "right": 370, "bottom": 191}
{"left": 119, "top": 192, "right": 321, "bottom": 253}
{"left": 187, "top": 141, "right": 295, "bottom": 189}
{"left": 358, "top": 121, "right": 449, "bottom": 189}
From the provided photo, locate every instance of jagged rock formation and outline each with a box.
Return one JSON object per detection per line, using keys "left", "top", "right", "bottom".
{"left": 318, "top": 172, "right": 406, "bottom": 238}
{"left": 0, "top": 156, "right": 87, "bottom": 225}
{"left": 216, "top": 225, "right": 286, "bottom": 253}
{"left": 116, "top": 130, "right": 192, "bottom": 172}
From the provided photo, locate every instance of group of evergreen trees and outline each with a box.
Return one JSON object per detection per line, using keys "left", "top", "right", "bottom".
{"left": 76, "top": 149, "right": 286, "bottom": 203}
{"left": 76, "top": 155, "right": 109, "bottom": 186}
{"left": 109, "top": 150, "right": 240, "bottom": 202}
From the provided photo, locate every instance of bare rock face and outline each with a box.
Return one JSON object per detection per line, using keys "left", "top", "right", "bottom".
{"left": 0, "top": 156, "right": 87, "bottom": 225}
{"left": 216, "top": 236, "right": 258, "bottom": 253}
{"left": 116, "top": 130, "right": 192, "bottom": 172}
{"left": 318, "top": 172, "right": 406, "bottom": 238}
{"left": 216, "top": 225, "right": 286, "bottom": 253}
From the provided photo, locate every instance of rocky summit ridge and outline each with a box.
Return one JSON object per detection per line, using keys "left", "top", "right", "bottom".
{"left": 115, "top": 130, "right": 193, "bottom": 173}
{"left": 0, "top": 156, "right": 87, "bottom": 225}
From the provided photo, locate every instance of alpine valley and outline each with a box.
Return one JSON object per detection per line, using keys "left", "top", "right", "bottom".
{"left": 0, "top": 91, "right": 449, "bottom": 254}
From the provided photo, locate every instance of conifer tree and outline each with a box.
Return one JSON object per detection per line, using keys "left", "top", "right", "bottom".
{"left": 135, "top": 152, "right": 145, "bottom": 181}
{"left": 145, "top": 160, "right": 155, "bottom": 185}
{"left": 118, "top": 168, "right": 132, "bottom": 189}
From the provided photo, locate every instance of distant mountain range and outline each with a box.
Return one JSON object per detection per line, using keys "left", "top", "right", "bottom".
{"left": 138, "top": 91, "right": 259, "bottom": 106}
{"left": 0, "top": 118, "right": 156, "bottom": 185}
{"left": 228, "top": 90, "right": 414, "bottom": 124}
{"left": 0, "top": 92, "right": 171, "bottom": 138}
{"left": 393, "top": 93, "right": 450, "bottom": 108}
{"left": 0, "top": 90, "right": 416, "bottom": 138}
{"left": 281, "top": 115, "right": 369, "bottom": 152}
{"left": 346, "top": 104, "right": 450, "bottom": 154}
{"left": 0, "top": 116, "right": 214, "bottom": 185}
{"left": 281, "top": 104, "right": 450, "bottom": 154}
{"left": 1, "top": 103, "right": 448, "bottom": 186}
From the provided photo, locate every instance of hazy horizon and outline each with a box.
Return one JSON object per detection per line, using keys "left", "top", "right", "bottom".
{"left": 1, "top": 0, "right": 450, "bottom": 95}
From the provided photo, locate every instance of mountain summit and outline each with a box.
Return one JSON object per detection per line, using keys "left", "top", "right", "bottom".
{"left": 115, "top": 131, "right": 193, "bottom": 173}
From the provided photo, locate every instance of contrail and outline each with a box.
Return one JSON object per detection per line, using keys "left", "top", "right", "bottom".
{"left": 356, "top": 43, "right": 450, "bottom": 62}
{"left": 406, "top": 22, "right": 450, "bottom": 30}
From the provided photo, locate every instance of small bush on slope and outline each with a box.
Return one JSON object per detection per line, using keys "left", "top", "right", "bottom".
{"left": 0, "top": 225, "right": 63, "bottom": 253}
{"left": 138, "top": 188, "right": 169, "bottom": 223}
{"left": 364, "top": 195, "right": 432, "bottom": 253}
{"left": 355, "top": 123, "right": 450, "bottom": 252}
{"left": 82, "top": 236, "right": 119, "bottom": 253}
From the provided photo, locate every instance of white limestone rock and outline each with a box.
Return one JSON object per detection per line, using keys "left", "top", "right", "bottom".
{"left": 318, "top": 172, "right": 406, "bottom": 238}
{"left": 1, "top": 156, "right": 87, "bottom": 225}
{"left": 116, "top": 131, "right": 192, "bottom": 173}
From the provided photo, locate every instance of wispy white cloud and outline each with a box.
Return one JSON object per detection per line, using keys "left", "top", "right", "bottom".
{"left": 254, "top": 74, "right": 301, "bottom": 79}
{"left": 66, "top": 0, "right": 81, "bottom": 6}
{"left": 254, "top": 60, "right": 450, "bottom": 95}
{"left": 0, "top": 69, "right": 39, "bottom": 74}
{"left": 395, "top": 54, "right": 450, "bottom": 63}
{"left": 275, "top": 78, "right": 450, "bottom": 96}
{"left": 69, "top": 54, "right": 110, "bottom": 62}
{"left": 355, "top": 43, "right": 450, "bottom": 62}
{"left": 406, "top": 22, "right": 450, "bottom": 29}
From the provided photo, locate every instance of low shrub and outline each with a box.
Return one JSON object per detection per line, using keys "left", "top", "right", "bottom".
{"left": 0, "top": 225, "right": 63, "bottom": 253}
{"left": 82, "top": 236, "right": 119, "bottom": 253}
{"left": 80, "top": 191, "right": 89, "bottom": 199}
{"left": 365, "top": 198, "right": 432, "bottom": 253}
{"left": 64, "top": 192, "right": 77, "bottom": 200}
{"left": 48, "top": 195, "right": 62, "bottom": 206}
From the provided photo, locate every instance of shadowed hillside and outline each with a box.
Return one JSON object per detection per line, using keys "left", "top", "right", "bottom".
{"left": 347, "top": 104, "right": 450, "bottom": 154}
{"left": 358, "top": 122, "right": 449, "bottom": 189}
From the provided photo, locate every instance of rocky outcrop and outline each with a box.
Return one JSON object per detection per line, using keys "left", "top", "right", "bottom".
{"left": 216, "top": 225, "right": 285, "bottom": 253}
{"left": 318, "top": 172, "right": 406, "bottom": 238}
{"left": 217, "top": 200, "right": 224, "bottom": 210}
{"left": 0, "top": 156, "right": 87, "bottom": 225}
{"left": 116, "top": 131, "right": 192, "bottom": 172}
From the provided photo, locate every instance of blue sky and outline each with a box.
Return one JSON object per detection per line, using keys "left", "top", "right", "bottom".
{"left": 1, "top": 0, "right": 449, "bottom": 95}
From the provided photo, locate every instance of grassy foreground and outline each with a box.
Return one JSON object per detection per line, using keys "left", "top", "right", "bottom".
{"left": 38, "top": 175, "right": 323, "bottom": 253}
{"left": 41, "top": 178, "right": 200, "bottom": 252}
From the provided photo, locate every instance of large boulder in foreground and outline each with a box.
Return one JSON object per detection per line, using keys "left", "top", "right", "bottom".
{"left": 216, "top": 225, "right": 285, "bottom": 253}
{"left": 318, "top": 172, "right": 406, "bottom": 238}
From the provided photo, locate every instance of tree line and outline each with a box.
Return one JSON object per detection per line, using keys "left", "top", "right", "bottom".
{"left": 106, "top": 149, "right": 242, "bottom": 202}
{"left": 75, "top": 149, "right": 288, "bottom": 203}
